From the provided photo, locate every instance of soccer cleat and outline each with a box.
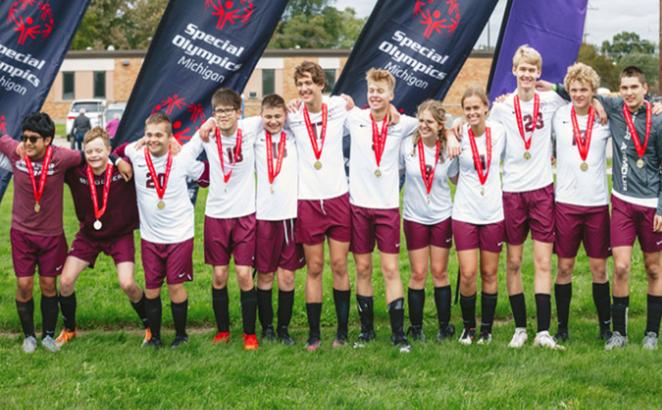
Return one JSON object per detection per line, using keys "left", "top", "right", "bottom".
{"left": 458, "top": 328, "right": 475, "bottom": 346}
{"left": 243, "top": 334, "right": 259, "bottom": 351}
{"left": 407, "top": 326, "right": 426, "bottom": 342}
{"left": 436, "top": 324, "right": 455, "bottom": 342}
{"left": 332, "top": 332, "right": 347, "bottom": 348}
{"left": 145, "top": 337, "right": 163, "bottom": 349}
{"left": 642, "top": 331, "right": 658, "bottom": 350}
{"left": 605, "top": 331, "right": 628, "bottom": 351}
{"left": 41, "top": 335, "right": 60, "bottom": 353}
{"left": 353, "top": 330, "right": 376, "bottom": 349}
{"left": 55, "top": 329, "right": 77, "bottom": 347}
{"left": 170, "top": 335, "right": 189, "bottom": 349}
{"left": 533, "top": 331, "right": 565, "bottom": 350}
{"left": 277, "top": 330, "right": 295, "bottom": 346}
{"left": 392, "top": 334, "right": 412, "bottom": 353}
{"left": 476, "top": 331, "right": 492, "bottom": 345}
{"left": 22, "top": 336, "right": 37, "bottom": 354}
{"left": 305, "top": 336, "right": 321, "bottom": 352}
{"left": 212, "top": 331, "right": 230, "bottom": 344}
{"left": 508, "top": 327, "right": 528, "bottom": 348}
{"left": 555, "top": 328, "right": 569, "bottom": 343}
{"left": 262, "top": 325, "right": 276, "bottom": 342}
{"left": 599, "top": 327, "right": 613, "bottom": 342}
{"left": 142, "top": 328, "right": 152, "bottom": 347}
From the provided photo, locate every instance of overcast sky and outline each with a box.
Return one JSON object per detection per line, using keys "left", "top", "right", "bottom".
{"left": 334, "top": 0, "right": 660, "bottom": 49}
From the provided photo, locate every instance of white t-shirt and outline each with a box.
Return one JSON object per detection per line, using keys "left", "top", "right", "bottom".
{"left": 347, "top": 109, "right": 418, "bottom": 209}
{"left": 187, "top": 117, "right": 260, "bottom": 219}
{"left": 553, "top": 104, "right": 610, "bottom": 207}
{"left": 400, "top": 137, "right": 457, "bottom": 225}
{"left": 0, "top": 152, "right": 10, "bottom": 171}
{"left": 451, "top": 122, "right": 506, "bottom": 224}
{"left": 254, "top": 128, "right": 298, "bottom": 220}
{"left": 125, "top": 142, "right": 204, "bottom": 244}
{"left": 288, "top": 96, "right": 349, "bottom": 200}
{"left": 490, "top": 91, "right": 566, "bottom": 192}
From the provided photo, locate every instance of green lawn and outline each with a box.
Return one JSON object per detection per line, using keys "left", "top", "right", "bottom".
{"left": 0, "top": 183, "right": 660, "bottom": 408}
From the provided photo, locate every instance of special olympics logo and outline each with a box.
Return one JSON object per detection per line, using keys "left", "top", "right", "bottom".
{"left": 7, "top": 0, "right": 54, "bottom": 46}
{"left": 205, "top": 0, "right": 254, "bottom": 31}
{"left": 152, "top": 94, "right": 207, "bottom": 144}
{"left": 414, "top": 0, "right": 460, "bottom": 39}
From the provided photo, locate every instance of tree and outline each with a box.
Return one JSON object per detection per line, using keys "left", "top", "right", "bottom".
{"left": 577, "top": 43, "right": 619, "bottom": 91}
{"left": 601, "top": 31, "right": 656, "bottom": 61}
{"left": 617, "top": 53, "right": 660, "bottom": 95}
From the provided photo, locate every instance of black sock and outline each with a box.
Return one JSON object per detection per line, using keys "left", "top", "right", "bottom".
{"left": 356, "top": 295, "right": 374, "bottom": 333}
{"left": 592, "top": 282, "right": 611, "bottom": 331}
{"left": 480, "top": 292, "right": 498, "bottom": 333}
{"left": 408, "top": 288, "right": 425, "bottom": 328}
{"left": 612, "top": 296, "right": 629, "bottom": 336}
{"left": 171, "top": 299, "right": 188, "bottom": 337}
{"left": 555, "top": 283, "right": 572, "bottom": 331}
{"left": 41, "top": 295, "right": 59, "bottom": 338}
{"left": 212, "top": 287, "right": 230, "bottom": 332}
{"left": 306, "top": 303, "right": 322, "bottom": 339}
{"left": 333, "top": 289, "right": 350, "bottom": 337}
{"left": 15, "top": 299, "right": 35, "bottom": 337}
{"left": 388, "top": 298, "right": 405, "bottom": 338}
{"left": 256, "top": 288, "right": 273, "bottom": 330}
{"left": 145, "top": 296, "right": 162, "bottom": 340}
{"left": 240, "top": 288, "right": 257, "bottom": 335}
{"left": 434, "top": 285, "right": 452, "bottom": 330}
{"left": 646, "top": 294, "right": 662, "bottom": 336}
{"left": 130, "top": 293, "right": 149, "bottom": 329}
{"left": 509, "top": 293, "right": 527, "bottom": 328}
{"left": 59, "top": 292, "right": 77, "bottom": 331}
{"left": 535, "top": 293, "right": 551, "bottom": 332}
{"left": 460, "top": 293, "right": 477, "bottom": 330}
{"left": 277, "top": 289, "right": 294, "bottom": 332}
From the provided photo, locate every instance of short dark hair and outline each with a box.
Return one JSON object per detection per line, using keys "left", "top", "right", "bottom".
{"left": 144, "top": 111, "right": 173, "bottom": 135}
{"left": 21, "top": 112, "right": 55, "bottom": 140}
{"left": 261, "top": 94, "right": 286, "bottom": 111}
{"left": 620, "top": 66, "right": 647, "bottom": 85}
{"left": 211, "top": 88, "right": 241, "bottom": 110}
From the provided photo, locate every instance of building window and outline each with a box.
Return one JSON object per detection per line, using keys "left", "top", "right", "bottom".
{"left": 324, "top": 69, "right": 337, "bottom": 92}
{"left": 93, "top": 71, "right": 106, "bottom": 99}
{"left": 262, "top": 69, "right": 275, "bottom": 97}
{"left": 62, "top": 72, "right": 74, "bottom": 100}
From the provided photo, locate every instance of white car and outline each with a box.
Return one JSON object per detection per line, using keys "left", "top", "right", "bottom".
{"left": 65, "top": 99, "right": 106, "bottom": 136}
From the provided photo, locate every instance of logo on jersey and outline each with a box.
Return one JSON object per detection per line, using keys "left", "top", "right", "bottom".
{"left": 413, "top": 0, "right": 460, "bottom": 39}
{"left": 151, "top": 93, "right": 207, "bottom": 144}
{"left": 205, "top": 0, "right": 255, "bottom": 31}
{"left": 7, "top": 1, "right": 55, "bottom": 46}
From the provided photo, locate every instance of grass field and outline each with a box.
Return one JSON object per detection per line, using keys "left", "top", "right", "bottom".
{"left": 0, "top": 184, "right": 661, "bottom": 408}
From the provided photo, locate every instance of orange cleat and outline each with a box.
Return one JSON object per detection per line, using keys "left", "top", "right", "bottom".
{"left": 212, "top": 331, "right": 230, "bottom": 344}
{"left": 142, "top": 328, "right": 152, "bottom": 346}
{"left": 55, "top": 329, "right": 76, "bottom": 347}
{"left": 243, "top": 333, "right": 259, "bottom": 351}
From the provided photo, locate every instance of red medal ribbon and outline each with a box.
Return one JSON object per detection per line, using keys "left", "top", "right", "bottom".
{"left": 215, "top": 128, "right": 243, "bottom": 184}
{"left": 467, "top": 127, "right": 492, "bottom": 187}
{"left": 266, "top": 131, "right": 287, "bottom": 185}
{"left": 144, "top": 147, "right": 172, "bottom": 201}
{"left": 570, "top": 105, "right": 595, "bottom": 162}
{"left": 513, "top": 93, "right": 540, "bottom": 152}
{"left": 303, "top": 103, "right": 327, "bottom": 161}
{"left": 24, "top": 145, "right": 53, "bottom": 207}
{"left": 86, "top": 163, "right": 113, "bottom": 222}
{"left": 371, "top": 113, "right": 389, "bottom": 168}
{"left": 417, "top": 138, "right": 441, "bottom": 195}
{"left": 623, "top": 101, "right": 652, "bottom": 159}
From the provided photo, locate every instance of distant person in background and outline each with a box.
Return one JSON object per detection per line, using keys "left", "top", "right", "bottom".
{"left": 72, "top": 109, "right": 91, "bottom": 151}
{"left": 106, "top": 113, "right": 120, "bottom": 140}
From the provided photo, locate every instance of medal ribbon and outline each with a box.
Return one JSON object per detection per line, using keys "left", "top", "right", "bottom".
{"left": 467, "top": 127, "right": 492, "bottom": 187}
{"left": 144, "top": 147, "right": 172, "bottom": 201}
{"left": 623, "top": 101, "right": 652, "bottom": 159}
{"left": 303, "top": 103, "right": 327, "bottom": 161}
{"left": 513, "top": 93, "right": 540, "bottom": 152}
{"left": 215, "top": 128, "right": 243, "bottom": 183}
{"left": 371, "top": 113, "right": 389, "bottom": 168}
{"left": 86, "top": 163, "right": 113, "bottom": 221}
{"left": 417, "top": 138, "right": 441, "bottom": 195}
{"left": 570, "top": 106, "right": 595, "bottom": 162}
{"left": 266, "top": 131, "right": 287, "bottom": 185}
{"left": 24, "top": 145, "right": 53, "bottom": 207}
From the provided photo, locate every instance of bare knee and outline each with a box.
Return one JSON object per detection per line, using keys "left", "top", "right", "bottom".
{"left": 557, "top": 265, "right": 574, "bottom": 283}
{"left": 278, "top": 271, "right": 295, "bottom": 290}
{"left": 213, "top": 268, "right": 229, "bottom": 288}
{"left": 118, "top": 277, "right": 138, "bottom": 295}
{"left": 409, "top": 267, "right": 427, "bottom": 288}
{"left": 431, "top": 268, "right": 449, "bottom": 285}
{"left": 613, "top": 260, "right": 631, "bottom": 282}
{"left": 307, "top": 258, "right": 324, "bottom": 278}
{"left": 355, "top": 258, "right": 372, "bottom": 276}
{"left": 645, "top": 261, "right": 662, "bottom": 282}
{"left": 507, "top": 256, "right": 522, "bottom": 275}
{"left": 481, "top": 271, "right": 497, "bottom": 288}
{"left": 39, "top": 278, "right": 57, "bottom": 297}
{"left": 59, "top": 276, "right": 76, "bottom": 295}
{"left": 236, "top": 269, "right": 253, "bottom": 290}
{"left": 330, "top": 256, "right": 347, "bottom": 276}
{"left": 257, "top": 272, "right": 275, "bottom": 289}
{"left": 382, "top": 266, "right": 400, "bottom": 283}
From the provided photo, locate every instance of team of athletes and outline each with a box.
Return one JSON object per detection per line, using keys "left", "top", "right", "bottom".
{"left": 3, "top": 44, "right": 662, "bottom": 353}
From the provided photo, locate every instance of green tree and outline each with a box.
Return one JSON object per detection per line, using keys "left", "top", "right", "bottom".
{"left": 601, "top": 32, "right": 656, "bottom": 61}
{"left": 617, "top": 53, "right": 659, "bottom": 95}
{"left": 577, "top": 43, "right": 619, "bottom": 91}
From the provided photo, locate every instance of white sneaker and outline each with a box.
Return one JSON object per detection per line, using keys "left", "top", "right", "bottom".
{"left": 508, "top": 327, "right": 528, "bottom": 348}
{"left": 642, "top": 331, "right": 658, "bottom": 350}
{"left": 41, "top": 335, "right": 60, "bottom": 353}
{"left": 22, "top": 336, "right": 37, "bottom": 354}
{"left": 458, "top": 328, "right": 475, "bottom": 346}
{"left": 605, "top": 331, "right": 628, "bottom": 351}
{"left": 533, "top": 331, "right": 565, "bottom": 350}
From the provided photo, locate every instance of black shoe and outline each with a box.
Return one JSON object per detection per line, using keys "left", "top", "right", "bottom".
{"left": 262, "top": 325, "right": 276, "bottom": 342}
{"left": 555, "top": 329, "right": 569, "bottom": 343}
{"left": 353, "top": 330, "right": 376, "bottom": 348}
{"left": 392, "top": 334, "right": 412, "bottom": 353}
{"left": 145, "top": 336, "right": 163, "bottom": 349}
{"left": 170, "top": 335, "right": 189, "bottom": 348}
{"left": 407, "top": 326, "right": 425, "bottom": 342}
{"left": 600, "top": 327, "right": 612, "bottom": 342}
{"left": 436, "top": 324, "right": 455, "bottom": 342}
{"left": 277, "top": 329, "right": 295, "bottom": 346}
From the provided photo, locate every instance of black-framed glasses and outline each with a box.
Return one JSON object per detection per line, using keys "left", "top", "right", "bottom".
{"left": 214, "top": 107, "right": 237, "bottom": 116}
{"left": 21, "top": 135, "right": 44, "bottom": 144}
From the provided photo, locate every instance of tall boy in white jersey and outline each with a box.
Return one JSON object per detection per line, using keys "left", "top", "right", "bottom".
{"left": 489, "top": 45, "right": 566, "bottom": 348}
{"left": 346, "top": 69, "right": 418, "bottom": 350}
{"left": 123, "top": 112, "right": 208, "bottom": 348}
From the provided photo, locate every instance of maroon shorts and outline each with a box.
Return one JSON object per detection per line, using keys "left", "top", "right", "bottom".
{"left": 141, "top": 238, "right": 194, "bottom": 289}
{"left": 204, "top": 214, "right": 256, "bottom": 267}
{"left": 502, "top": 184, "right": 555, "bottom": 245}
{"left": 403, "top": 218, "right": 452, "bottom": 251}
{"left": 69, "top": 231, "right": 135, "bottom": 268}
{"left": 255, "top": 219, "right": 306, "bottom": 273}
{"left": 452, "top": 219, "right": 505, "bottom": 253}
{"left": 555, "top": 203, "right": 610, "bottom": 259}
{"left": 10, "top": 228, "right": 67, "bottom": 278}
{"left": 350, "top": 205, "right": 400, "bottom": 254}
{"left": 611, "top": 195, "right": 662, "bottom": 253}
{"left": 297, "top": 193, "right": 351, "bottom": 245}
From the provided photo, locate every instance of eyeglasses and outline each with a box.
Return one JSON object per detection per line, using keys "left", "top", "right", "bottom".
{"left": 21, "top": 135, "right": 44, "bottom": 144}
{"left": 214, "top": 107, "right": 237, "bottom": 116}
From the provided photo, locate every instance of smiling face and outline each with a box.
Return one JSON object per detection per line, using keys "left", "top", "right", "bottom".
{"left": 22, "top": 130, "right": 51, "bottom": 160}
{"left": 367, "top": 80, "right": 394, "bottom": 113}
{"left": 84, "top": 137, "right": 111, "bottom": 171}
{"left": 261, "top": 106, "right": 286, "bottom": 135}
{"left": 295, "top": 72, "right": 324, "bottom": 105}
{"left": 462, "top": 95, "right": 488, "bottom": 128}
{"left": 620, "top": 76, "right": 648, "bottom": 112}
{"left": 513, "top": 62, "right": 541, "bottom": 92}
{"left": 568, "top": 79, "right": 594, "bottom": 112}
{"left": 145, "top": 121, "right": 171, "bottom": 157}
{"left": 213, "top": 104, "right": 241, "bottom": 135}
{"left": 418, "top": 109, "right": 441, "bottom": 139}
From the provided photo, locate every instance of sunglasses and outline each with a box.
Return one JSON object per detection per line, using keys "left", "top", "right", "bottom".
{"left": 21, "top": 135, "right": 44, "bottom": 144}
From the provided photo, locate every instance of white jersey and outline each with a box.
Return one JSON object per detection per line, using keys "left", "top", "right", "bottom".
{"left": 125, "top": 142, "right": 204, "bottom": 244}
{"left": 347, "top": 109, "right": 418, "bottom": 209}
{"left": 288, "top": 95, "right": 349, "bottom": 200}
{"left": 400, "top": 137, "right": 457, "bottom": 225}
{"left": 553, "top": 104, "right": 610, "bottom": 207}
{"left": 452, "top": 122, "right": 507, "bottom": 225}
{"left": 0, "top": 152, "right": 10, "bottom": 171}
{"left": 188, "top": 117, "right": 260, "bottom": 219}
{"left": 490, "top": 91, "right": 565, "bottom": 192}
{"left": 254, "top": 128, "right": 298, "bottom": 220}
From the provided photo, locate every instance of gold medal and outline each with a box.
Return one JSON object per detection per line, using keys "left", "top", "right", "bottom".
{"left": 93, "top": 220, "right": 103, "bottom": 230}
{"left": 314, "top": 160, "right": 322, "bottom": 170}
{"left": 374, "top": 169, "right": 382, "bottom": 178}
{"left": 636, "top": 158, "right": 645, "bottom": 169}
{"left": 523, "top": 151, "right": 531, "bottom": 160}
{"left": 34, "top": 202, "right": 40, "bottom": 213}
{"left": 580, "top": 162, "right": 589, "bottom": 172}
{"left": 157, "top": 200, "right": 166, "bottom": 210}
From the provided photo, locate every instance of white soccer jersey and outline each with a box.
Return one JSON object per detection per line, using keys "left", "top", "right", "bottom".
{"left": 0, "top": 152, "right": 10, "bottom": 171}
{"left": 254, "top": 128, "right": 298, "bottom": 220}
{"left": 451, "top": 122, "right": 507, "bottom": 225}
{"left": 400, "top": 137, "right": 457, "bottom": 225}
{"left": 347, "top": 109, "right": 418, "bottom": 209}
{"left": 553, "top": 104, "right": 610, "bottom": 207}
{"left": 125, "top": 142, "right": 204, "bottom": 244}
{"left": 188, "top": 117, "right": 260, "bottom": 219}
{"left": 287, "top": 95, "right": 349, "bottom": 200}
{"left": 490, "top": 91, "right": 566, "bottom": 192}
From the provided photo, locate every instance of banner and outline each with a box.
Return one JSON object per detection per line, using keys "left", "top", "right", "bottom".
{"left": 0, "top": 0, "right": 91, "bottom": 203}
{"left": 333, "top": 0, "right": 498, "bottom": 114}
{"left": 113, "top": 0, "right": 288, "bottom": 146}
{"left": 487, "top": 0, "right": 588, "bottom": 101}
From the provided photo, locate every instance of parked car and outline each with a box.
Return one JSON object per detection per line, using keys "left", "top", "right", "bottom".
{"left": 65, "top": 99, "right": 106, "bottom": 137}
